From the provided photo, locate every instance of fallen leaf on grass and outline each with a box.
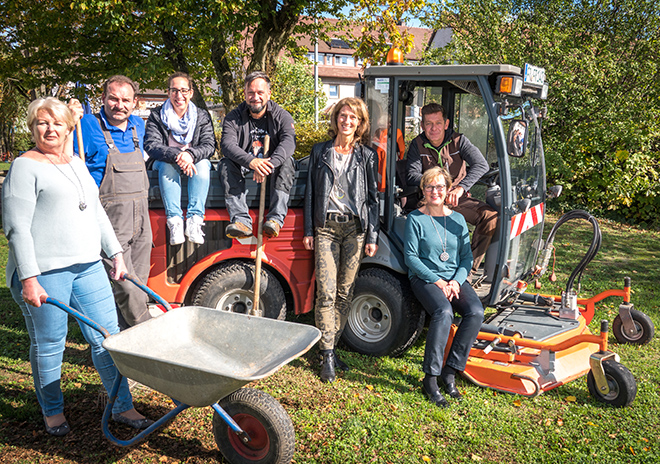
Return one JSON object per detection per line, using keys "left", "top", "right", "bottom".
{"left": 365, "top": 385, "right": 374, "bottom": 391}
{"left": 642, "top": 438, "right": 649, "bottom": 442}
{"left": 471, "top": 454, "right": 483, "bottom": 461}
{"left": 587, "top": 421, "right": 597, "bottom": 427}
{"left": 159, "top": 457, "right": 168, "bottom": 462}
{"left": 513, "top": 399, "right": 522, "bottom": 407}
{"left": 630, "top": 446, "right": 636, "bottom": 455}
{"left": 565, "top": 396, "right": 577, "bottom": 403}
{"left": 557, "top": 419, "right": 564, "bottom": 426}
{"left": 422, "top": 456, "right": 431, "bottom": 463}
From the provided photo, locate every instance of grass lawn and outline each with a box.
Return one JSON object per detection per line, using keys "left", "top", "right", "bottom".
{"left": 0, "top": 213, "right": 659, "bottom": 464}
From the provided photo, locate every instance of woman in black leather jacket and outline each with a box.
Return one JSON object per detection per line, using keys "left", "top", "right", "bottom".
{"left": 303, "top": 97, "right": 380, "bottom": 383}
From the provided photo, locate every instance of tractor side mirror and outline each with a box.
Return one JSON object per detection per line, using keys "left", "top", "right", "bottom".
{"left": 507, "top": 120, "right": 528, "bottom": 158}
{"left": 547, "top": 185, "right": 563, "bottom": 199}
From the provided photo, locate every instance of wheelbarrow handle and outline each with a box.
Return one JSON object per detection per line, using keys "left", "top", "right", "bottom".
{"left": 123, "top": 273, "right": 173, "bottom": 312}
{"left": 45, "top": 297, "right": 111, "bottom": 339}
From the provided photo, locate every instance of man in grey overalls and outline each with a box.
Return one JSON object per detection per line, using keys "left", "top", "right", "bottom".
{"left": 75, "top": 75, "right": 152, "bottom": 329}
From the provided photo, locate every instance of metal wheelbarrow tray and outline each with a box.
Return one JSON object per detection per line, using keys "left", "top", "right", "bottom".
{"left": 102, "top": 306, "right": 321, "bottom": 407}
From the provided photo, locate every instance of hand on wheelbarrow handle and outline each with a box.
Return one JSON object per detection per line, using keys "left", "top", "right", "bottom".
{"left": 122, "top": 273, "right": 173, "bottom": 312}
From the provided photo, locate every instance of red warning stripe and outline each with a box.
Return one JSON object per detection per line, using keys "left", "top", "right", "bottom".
{"left": 510, "top": 203, "right": 544, "bottom": 239}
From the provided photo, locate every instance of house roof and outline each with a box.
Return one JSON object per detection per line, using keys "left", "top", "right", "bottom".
{"left": 296, "top": 17, "right": 433, "bottom": 61}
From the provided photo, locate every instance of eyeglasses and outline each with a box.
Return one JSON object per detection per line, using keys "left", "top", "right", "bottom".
{"left": 424, "top": 184, "right": 447, "bottom": 192}
{"left": 169, "top": 88, "right": 191, "bottom": 96}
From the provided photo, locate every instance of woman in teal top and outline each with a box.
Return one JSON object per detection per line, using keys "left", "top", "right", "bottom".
{"left": 404, "top": 166, "right": 484, "bottom": 408}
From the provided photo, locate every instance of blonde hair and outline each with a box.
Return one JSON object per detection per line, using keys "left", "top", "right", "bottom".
{"left": 26, "top": 97, "right": 75, "bottom": 135}
{"left": 419, "top": 166, "right": 453, "bottom": 206}
{"left": 328, "top": 97, "right": 371, "bottom": 145}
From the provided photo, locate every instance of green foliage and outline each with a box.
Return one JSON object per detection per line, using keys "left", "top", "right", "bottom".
{"left": 0, "top": 80, "right": 29, "bottom": 158}
{"left": 271, "top": 58, "right": 328, "bottom": 124}
{"left": 0, "top": 0, "right": 348, "bottom": 111}
{"left": 293, "top": 120, "right": 330, "bottom": 159}
{"left": 424, "top": 0, "right": 660, "bottom": 226}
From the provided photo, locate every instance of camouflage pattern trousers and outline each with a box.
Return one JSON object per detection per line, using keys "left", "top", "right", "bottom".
{"left": 314, "top": 218, "right": 365, "bottom": 350}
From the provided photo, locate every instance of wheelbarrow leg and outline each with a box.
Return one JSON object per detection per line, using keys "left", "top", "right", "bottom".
{"left": 102, "top": 371, "right": 190, "bottom": 446}
{"left": 211, "top": 402, "right": 251, "bottom": 444}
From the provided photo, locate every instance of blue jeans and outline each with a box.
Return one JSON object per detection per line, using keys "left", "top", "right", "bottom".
{"left": 154, "top": 159, "right": 211, "bottom": 219}
{"left": 410, "top": 277, "right": 484, "bottom": 376}
{"left": 10, "top": 261, "right": 134, "bottom": 417}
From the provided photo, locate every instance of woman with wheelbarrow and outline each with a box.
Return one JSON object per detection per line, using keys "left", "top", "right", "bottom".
{"left": 303, "top": 97, "right": 380, "bottom": 382}
{"left": 404, "top": 166, "right": 484, "bottom": 407}
{"left": 2, "top": 97, "right": 153, "bottom": 436}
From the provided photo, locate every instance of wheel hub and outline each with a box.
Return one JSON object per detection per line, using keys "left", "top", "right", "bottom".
{"left": 348, "top": 295, "right": 392, "bottom": 343}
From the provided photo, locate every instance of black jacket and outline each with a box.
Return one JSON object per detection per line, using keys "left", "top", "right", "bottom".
{"left": 220, "top": 100, "right": 296, "bottom": 169}
{"left": 144, "top": 105, "right": 217, "bottom": 164}
{"left": 304, "top": 140, "right": 380, "bottom": 244}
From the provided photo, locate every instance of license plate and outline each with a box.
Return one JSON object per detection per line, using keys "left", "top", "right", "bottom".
{"left": 524, "top": 64, "right": 546, "bottom": 87}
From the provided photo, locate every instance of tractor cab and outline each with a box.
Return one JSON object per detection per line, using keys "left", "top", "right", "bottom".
{"left": 362, "top": 63, "right": 551, "bottom": 307}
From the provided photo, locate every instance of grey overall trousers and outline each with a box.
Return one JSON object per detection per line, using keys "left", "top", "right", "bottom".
{"left": 96, "top": 115, "right": 153, "bottom": 329}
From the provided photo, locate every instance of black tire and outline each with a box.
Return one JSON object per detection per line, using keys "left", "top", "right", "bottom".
{"left": 612, "top": 309, "right": 655, "bottom": 345}
{"left": 192, "top": 261, "right": 286, "bottom": 320}
{"left": 342, "top": 268, "right": 425, "bottom": 357}
{"left": 587, "top": 359, "right": 637, "bottom": 408}
{"left": 213, "top": 388, "right": 295, "bottom": 464}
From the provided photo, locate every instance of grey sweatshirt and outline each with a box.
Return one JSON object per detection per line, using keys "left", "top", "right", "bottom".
{"left": 2, "top": 156, "right": 122, "bottom": 285}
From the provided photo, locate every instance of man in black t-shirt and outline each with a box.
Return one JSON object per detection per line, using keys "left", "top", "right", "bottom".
{"left": 220, "top": 71, "right": 297, "bottom": 239}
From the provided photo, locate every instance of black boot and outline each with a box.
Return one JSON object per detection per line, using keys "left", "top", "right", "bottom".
{"left": 422, "top": 374, "right": 449, "bottom": 408}
{"left": 320, "top": 350, "right": 336, "bottom": 383}
{"left": 333, "top": 349, "right": 350, "bottom": 372}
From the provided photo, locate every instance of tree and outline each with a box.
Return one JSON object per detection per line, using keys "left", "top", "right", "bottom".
{"left": 0, "top": 0, "right": 348, "bottom": 111}
{"left": 425, "top": 0, "right": 660, "bottom": 225}
{"left": 270, "top": 57, "right": 327, "bottom": 124}
{"left": 340, "top": 0, "right": 431, "bottom": 66}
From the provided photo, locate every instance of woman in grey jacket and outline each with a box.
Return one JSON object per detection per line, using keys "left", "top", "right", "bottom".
{"left": 303, "top": 97, "right": 380, "bottom": 382}
{"left": 144, "top": 72, "right": 216, "bottom": 245}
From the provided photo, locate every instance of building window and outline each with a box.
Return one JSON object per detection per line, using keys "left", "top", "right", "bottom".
{"left": 328, "top": 85, "right": 339, "bottom": 98}
{"left": 334, "top": 55, "right": 355, "bottom": 66}
{"left": 306, "top": 53, "right": 324, "bottom": 65}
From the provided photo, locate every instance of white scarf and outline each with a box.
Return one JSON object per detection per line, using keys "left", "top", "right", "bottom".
{"left": 160, "top": 99, "right": 198, "bottom": 145}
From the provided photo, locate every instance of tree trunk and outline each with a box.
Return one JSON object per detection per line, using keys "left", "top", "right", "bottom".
{"left": 160, "top": 28, "right": 208, "bottom": 110}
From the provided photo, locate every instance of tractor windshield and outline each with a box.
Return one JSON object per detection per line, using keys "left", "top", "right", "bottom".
{"left": 493, "top": 97, "right": 546, "bottom": 300}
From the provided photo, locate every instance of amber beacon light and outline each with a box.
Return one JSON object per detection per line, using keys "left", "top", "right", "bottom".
{"left": 386, "top": 46, "right": 404, "bottom": 65}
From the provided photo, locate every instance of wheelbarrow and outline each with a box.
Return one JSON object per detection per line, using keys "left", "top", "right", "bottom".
{"left": 46, "top": 274, "right": 321, "bottom": 464}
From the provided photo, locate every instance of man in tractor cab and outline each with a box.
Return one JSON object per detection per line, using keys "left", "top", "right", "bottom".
{"left": 405, "top": 102, "right": 498, "bottom": 282}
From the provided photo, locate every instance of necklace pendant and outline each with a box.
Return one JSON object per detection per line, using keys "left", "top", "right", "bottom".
{"left": 79, "top": 202, "right": 87, "bottom": 211}
{"left": 440, "top": 251, "right": 450, "bottom": 262}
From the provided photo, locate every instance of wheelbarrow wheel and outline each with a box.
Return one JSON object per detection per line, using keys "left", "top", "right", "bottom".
{"left": 213, "top": 387, "right": 294, "bottom": 464}
{"left": 586, "top": 359, "right": 637, "bottom": 408}
{"left": 193, "top": 261, "right": 286, "bottom": 320}
{"left": 612, "top": 309, "right": 654, "bottom": 345}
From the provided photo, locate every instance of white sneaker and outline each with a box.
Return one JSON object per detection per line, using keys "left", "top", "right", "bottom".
{"left": 167, "top": 216, "right": 185, "bottom": 245}
{"left": 186, "top": 215, "right": 205, "bottom": 244}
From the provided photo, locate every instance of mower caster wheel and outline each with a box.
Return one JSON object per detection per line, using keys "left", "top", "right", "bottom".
{"left": 612, "top": 309, "right": 654, "bottom": 345}
{"left": 587, "top": 359, "right": 637, "bottom": 408}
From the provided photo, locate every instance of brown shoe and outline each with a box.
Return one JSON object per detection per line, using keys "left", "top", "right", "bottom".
{"left": 226, "top": 222, "right": 252, "bottom": 239}
{"left": 262, "top": 220, "right": 281, "bottom": 238}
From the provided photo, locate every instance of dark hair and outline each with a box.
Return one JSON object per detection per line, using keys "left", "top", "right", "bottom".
{"left": 421, "top": 103, "right": 447, "bottom": 124}
{"left": 168, "top": 71, "right": 193, "bottom": 89}
{"left": 103, "top": 75, "right": 139, "bottom": 96}
{"left": 245, "top": 71, "right": 271, "bottom": 89}
{"left": 327, "top": 98, "right": 371, "bottom": 145}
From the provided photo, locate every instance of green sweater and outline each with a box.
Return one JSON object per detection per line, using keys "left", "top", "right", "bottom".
{"left": 2, "top": 156, "right": 122, "bottom": 285}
